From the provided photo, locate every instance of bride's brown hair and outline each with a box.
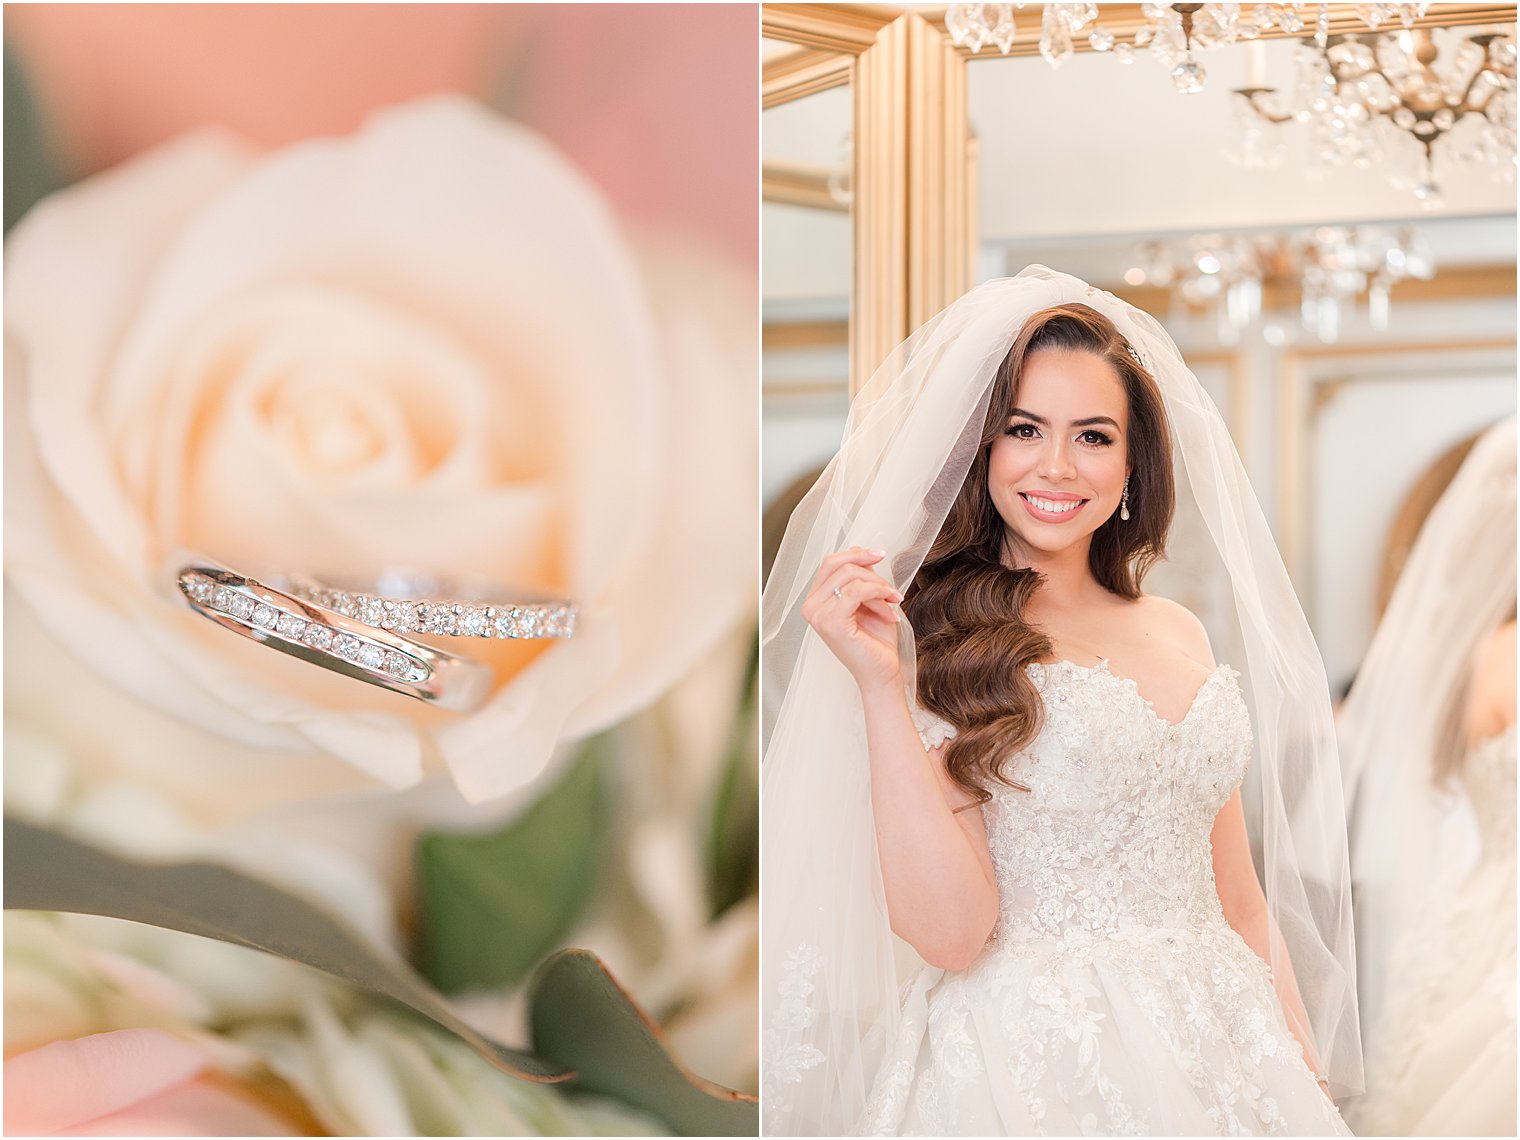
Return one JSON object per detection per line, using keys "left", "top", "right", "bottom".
{"left": 905, "top": 303, "right": 1174, "bottom": 805}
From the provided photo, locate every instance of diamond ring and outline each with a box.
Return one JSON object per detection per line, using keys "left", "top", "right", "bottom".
{"left": 286, "top": 574, "right": 576, "bottom": 640}
{"left": 175, "top": 561, "right": 493, "bottom": 711}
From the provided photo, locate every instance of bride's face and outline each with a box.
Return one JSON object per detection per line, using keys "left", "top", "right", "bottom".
{"left": 987, "top": 347, "right": 1130, "bottom": 563}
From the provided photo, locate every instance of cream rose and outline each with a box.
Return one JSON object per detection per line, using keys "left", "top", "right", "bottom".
{"left": 5, "top": 95, "right": 756, "bottom": 805}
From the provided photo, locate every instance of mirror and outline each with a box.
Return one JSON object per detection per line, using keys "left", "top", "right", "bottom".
{"left": 762, "top": 35, "right": 853, "bottom": 507}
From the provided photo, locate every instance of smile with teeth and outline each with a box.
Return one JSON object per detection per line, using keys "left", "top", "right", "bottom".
{"left": 1021, "top": 492, "right": 1088, "bottom": 516}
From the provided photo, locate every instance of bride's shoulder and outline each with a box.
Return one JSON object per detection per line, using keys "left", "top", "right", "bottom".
{"left": 1132, "top": 594, "right": 1217, "bottom": 669}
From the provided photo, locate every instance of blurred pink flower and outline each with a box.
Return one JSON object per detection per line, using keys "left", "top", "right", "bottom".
{"left": 5, "top": 1028, "right": 302, "bottom": 1136}
{"left": 7, "top": 4, "right": 756, "bottom": 264}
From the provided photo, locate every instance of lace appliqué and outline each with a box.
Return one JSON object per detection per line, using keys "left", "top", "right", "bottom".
{"left": 762, "top": 943, "right": 828, "bottom": 1118}
{"left": 910, "top": 697, "right": 958, "bottom": 752}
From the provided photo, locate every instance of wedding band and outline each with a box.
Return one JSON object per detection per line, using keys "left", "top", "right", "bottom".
{"left": 175, "top": 561, "right": 493, "bottom": 711}
{"left": 833, "top": 585, "right": 843, "bottom": 599}
{"left": 286, "top": 573, "right": 576, "bottom": 641}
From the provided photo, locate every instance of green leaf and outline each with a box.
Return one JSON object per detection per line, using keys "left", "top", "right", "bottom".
{"left": 2, "top": 817, "right": 563, "bottom": 1082}
{"left": 530, "top": 949, "right": 758, "bottom": 1137}
{"left": 4, "top": 46, "right": 69, "bottom": 234}
{"left": 416, "top": 737, "right": 607, "bottom": 993}
{"left": 706, "top": 636, "right": 759, "bottom": 919}
{"left": 6, "top": 818, "right": 759, "bottom": 1134}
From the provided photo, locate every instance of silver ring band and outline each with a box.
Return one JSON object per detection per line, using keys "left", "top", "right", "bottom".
{"left": 286, "top": 575, "right": 576, "bottom": 640}
{"left": 176, "top": 562, "right": 493, "bottom": 711}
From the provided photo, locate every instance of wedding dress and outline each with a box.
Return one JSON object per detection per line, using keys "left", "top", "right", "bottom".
{"left": 854, "top": 659, "right": 1348, "bottom": 1136}
{"left": 1350, "top": 724, "right": 1517, "bottom": 1137}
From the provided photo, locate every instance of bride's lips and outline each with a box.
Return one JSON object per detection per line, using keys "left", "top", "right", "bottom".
{"left": 1019, "top": 491, "right": 1089, "bottom": 523}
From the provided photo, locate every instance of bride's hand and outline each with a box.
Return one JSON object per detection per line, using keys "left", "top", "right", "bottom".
{"left": 801, "top": 547, "right": 906, "bottom": 692}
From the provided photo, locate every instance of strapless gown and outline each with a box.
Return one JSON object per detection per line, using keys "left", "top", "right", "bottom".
{"left": 861, "top": 659, "right": 1348, "bottom": 1136}
{"left": 1349, "top": 724, "right": 1516, "bottom": 1137}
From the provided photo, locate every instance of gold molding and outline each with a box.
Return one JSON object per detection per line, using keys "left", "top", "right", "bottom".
{"left": 762, "top": 161, "right": 849, "bottom": 212}
{"left": 851, "top": 12, "right": 974, "bottom": 392}
{"left": 762, "top": 378, "right": 851, "bottom": 400}
{"left": 764, "top": 319, "right": 851, "bottom": 351}
{"left": 763, "top": 4, "right": 900, "bottom": 53}
{"left": 917, "top": 3, "right": 1517, "bottom": 59}
{"left": 762, "top": 45, "right": 853, "bottom": 108}
{"left": 1277, "top": 337, "right": 1517, "bottom": 590}
{"left": 1112, "top": 264, "right": 1516, "bottom": 315}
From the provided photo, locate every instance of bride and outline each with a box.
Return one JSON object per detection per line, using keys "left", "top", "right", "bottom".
{"left": 1341, "top": 418, "right": 1516, "bottom": 1136}
{"left": 761, "top": 268, "right": 1360, "bottom": 1135}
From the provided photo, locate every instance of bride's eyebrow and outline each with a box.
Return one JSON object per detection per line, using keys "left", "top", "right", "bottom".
{"left": 1009, "top": 407, "right": 1121, "bottom": 430}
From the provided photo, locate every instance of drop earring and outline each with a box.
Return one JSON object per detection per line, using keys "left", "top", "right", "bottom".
{"left": 1120, "top": 475, "right": 1131, "bottom": 522}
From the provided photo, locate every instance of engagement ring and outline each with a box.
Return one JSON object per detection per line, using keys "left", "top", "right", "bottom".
{"left": 175, "top": 561, "right": 493, "bottom": 711}
{"left": 286, "top": 573, "right": 576, "bottom": 641}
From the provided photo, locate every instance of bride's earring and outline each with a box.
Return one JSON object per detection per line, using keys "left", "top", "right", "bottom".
{"left": 1120, "top": 475, "right": 1131, "bottom": 522}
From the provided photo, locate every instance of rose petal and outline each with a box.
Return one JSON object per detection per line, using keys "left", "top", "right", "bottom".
{"left": 4, "top": 1028, "right": 207, "bottom": 1135}
{"left": 566, "top": 241, "right": 758, "bottom": 733}
{"left": 435, "top": 605, "right": 621, "bottom": 803}
{"left": 7, "top": 133, "right": 254, "bottom": 578}
{"left": 58, "top": 1076, "right": 304, "bottom": 1136}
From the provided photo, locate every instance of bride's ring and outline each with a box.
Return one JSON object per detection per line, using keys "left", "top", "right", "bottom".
{"left": 833, "top": 585, "right": 843, "bottom": 600}
{"left": 174, "top": 560, "right": 493, "bottom": 711}
{"left": 286, "top": 573, "right": 576, "bottom": 641}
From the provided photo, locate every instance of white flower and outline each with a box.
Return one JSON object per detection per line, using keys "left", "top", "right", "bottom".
{"left": 5, "top": 95, "right": 756, "bottom": 808}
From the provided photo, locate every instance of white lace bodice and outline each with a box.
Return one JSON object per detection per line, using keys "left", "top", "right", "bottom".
{"left": 920, "top": 657, "right": 1249, "bottom": 947}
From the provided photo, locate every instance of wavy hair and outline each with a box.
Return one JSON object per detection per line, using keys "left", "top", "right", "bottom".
{"left": 905, "top": 303, "right": 1175, "bottom": 805}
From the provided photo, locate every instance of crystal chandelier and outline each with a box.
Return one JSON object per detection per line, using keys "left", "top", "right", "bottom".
{"left": 1235, "top": 27, "right": 1517, "bottom": 201}
{"left": 1124, "top": 225, "right": 1435, "bottom": 344}
{"left": 944, "top": 4, "right": 1516, "bottom": 200}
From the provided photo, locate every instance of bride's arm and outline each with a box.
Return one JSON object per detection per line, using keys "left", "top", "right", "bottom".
{"left": 1211, "top": 793, "right": 1328, "bottom": 1093}
{"left": 802, "top": 547, "right": 999, "bottom": 970}
{"left": 858, "top": 683, "right": 999, "bottom": 970}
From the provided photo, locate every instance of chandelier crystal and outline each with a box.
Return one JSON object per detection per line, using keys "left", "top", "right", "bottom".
{"left": 1237, "top": 26, "right": 1518, "bottom": 200}
{"left": 1125, "top": 225, "right": 1435, "bottom": 344}
{"left": 943, "top": 3, "right": 1516, "bottom": 198}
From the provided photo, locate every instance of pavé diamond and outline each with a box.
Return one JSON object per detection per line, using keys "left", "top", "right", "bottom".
{"left": 358, "top": 597, "right": 385, "bottom": 626}
{"left": 462, "top": 606, "right": 488, "bottom": 636}
{"left": 395, "top": 601, "right": 418, "bottom": 632}
{"left": 334, "top": 593, "right": 358, "bottom": 618}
